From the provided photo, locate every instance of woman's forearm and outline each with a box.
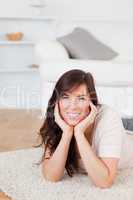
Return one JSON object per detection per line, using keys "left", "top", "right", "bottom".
{"left": 42, "top": 132, "right": 72, "bottom": 182}
{"left": 74, "top": 133, "right": 111, "bottom": 188}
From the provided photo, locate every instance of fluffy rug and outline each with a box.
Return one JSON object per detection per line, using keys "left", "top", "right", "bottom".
{"left": 0, "top": 148, "right": 133, "bottom": 200}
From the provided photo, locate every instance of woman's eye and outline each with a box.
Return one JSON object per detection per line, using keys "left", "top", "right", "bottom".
{"left": 62, "top": 96, "right": 69, "bottom": 99}
{"left": 79, "top": 97, "right": 85, "bottom": 101}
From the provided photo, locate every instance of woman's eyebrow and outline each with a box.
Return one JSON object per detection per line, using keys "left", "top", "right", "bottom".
{"left": 62, "top": 92, "right": 69, "bottom": 95}
{"left": 62, "top": 93, "right": 88, "bottom": 97}
{"left": 77, "top": 94, "right": 88, "bottom": 97}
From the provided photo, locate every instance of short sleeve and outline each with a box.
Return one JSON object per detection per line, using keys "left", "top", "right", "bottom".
{"left": 96, "top": 106, "right": 125, "bottom": 158}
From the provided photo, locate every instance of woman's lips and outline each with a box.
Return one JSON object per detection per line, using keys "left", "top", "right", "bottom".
{"left": 66, "top": 112, "right": 81, "bottom": 120}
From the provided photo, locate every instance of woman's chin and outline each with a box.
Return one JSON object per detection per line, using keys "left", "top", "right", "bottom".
{"left": 65, "top": 118, "right": 81, "bottom": 126}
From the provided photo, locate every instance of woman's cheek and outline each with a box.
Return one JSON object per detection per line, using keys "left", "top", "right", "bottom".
{"left": 81, "top": 104, "right": 91, "bottom": 118}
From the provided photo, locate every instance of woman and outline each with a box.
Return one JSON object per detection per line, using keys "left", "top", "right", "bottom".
{"left": 38, "top": 69, "right": 126, "bottom": 188}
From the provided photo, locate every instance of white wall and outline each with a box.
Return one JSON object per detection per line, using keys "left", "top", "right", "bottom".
{"left": 0, "top": 0, "right": 30, "bottom": 17}
{"left": 0, "top": 0, "right": 133, "bottom": 20}
{"left": 46, "top": 0, "right": 133, "bottom": 20}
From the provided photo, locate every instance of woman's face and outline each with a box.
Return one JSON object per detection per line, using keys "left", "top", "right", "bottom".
{"left": 58, "top": 84, "right": 91, "bottom": 126}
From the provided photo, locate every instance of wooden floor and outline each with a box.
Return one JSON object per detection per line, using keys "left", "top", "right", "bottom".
{"left": 0, "top": 109, "right": 43, "bottom": 152}
{"left": 1, "top": 109, "right": 132, "bottom": 153}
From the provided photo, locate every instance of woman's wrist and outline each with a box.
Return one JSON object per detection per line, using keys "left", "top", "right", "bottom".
{"left": 62, "top": 130, "right": 73, "bottom": 140}
{"left": 74, "top": 131, "right": 85, "bottom": 140}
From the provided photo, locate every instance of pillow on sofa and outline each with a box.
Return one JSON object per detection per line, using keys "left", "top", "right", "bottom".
{"left": 58, "top": 27, "right": 118, "bottom": 60}
{"left": 122, "top": 118, "right": 133, "bottom": 132}
{"left": 34, "top": 39, "right": 69, "bottom": 64}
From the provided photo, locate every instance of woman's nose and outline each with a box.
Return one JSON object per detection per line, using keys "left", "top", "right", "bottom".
{"left": 69, "top": 99, "right": 78, "bottom": 109}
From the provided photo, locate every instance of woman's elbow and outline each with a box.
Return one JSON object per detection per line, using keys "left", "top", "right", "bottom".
{"left": 94, "top": 180, "right": 114, "bottom": 189}
{"left": 42, "top": 169, "right": 62, "bottom": 182}
{"left": 44, "top": 174, "right": 62, "bottom": 182}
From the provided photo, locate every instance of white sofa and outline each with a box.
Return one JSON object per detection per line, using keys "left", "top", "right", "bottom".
{"left": 34, "top": 20, "right": 133, "bottom": 117}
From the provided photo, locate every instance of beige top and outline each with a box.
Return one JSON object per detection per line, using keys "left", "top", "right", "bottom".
{"left": 77, "top": 104, "right": 126, "bottom": 173}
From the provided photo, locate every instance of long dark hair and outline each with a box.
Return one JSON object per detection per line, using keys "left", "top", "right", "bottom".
{"left": 38, "top": 69, "right": 100, "bottom": 177}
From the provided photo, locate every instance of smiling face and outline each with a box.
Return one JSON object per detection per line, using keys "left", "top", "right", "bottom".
{"left": 58, "top": 84, "right": 91, "bottom": 126}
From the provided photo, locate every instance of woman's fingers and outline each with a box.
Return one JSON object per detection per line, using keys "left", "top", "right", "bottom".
{"left": 54, "top": 102, "right": 58, "bottom": 118}
{"left": 89, "top": 101, "right": 98, "bottom": 117}
{"left": 89, "top": 101, "right": 98, "bottom": 113}
{"left": 54, "top": 102, "right": 62, "bottom": 123}
{"left": 54, "top": 102, "right": 73, "bottom": 134}
{"left": 83, "top": 101, "right": 97, "bottom": 124}
{"left": 54, "top": 102, "right": 66, "bottom": 126}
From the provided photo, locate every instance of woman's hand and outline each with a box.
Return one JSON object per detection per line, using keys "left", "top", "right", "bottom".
{"left": 74, "top": 101, "right": 98, "bottom": 136}
{"left": 54, "top": 102, "right": 73, "bottom": 137}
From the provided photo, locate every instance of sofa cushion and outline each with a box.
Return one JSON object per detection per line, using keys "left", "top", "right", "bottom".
{"left": 58, "top": 27, "right": 118, "bottom": 60}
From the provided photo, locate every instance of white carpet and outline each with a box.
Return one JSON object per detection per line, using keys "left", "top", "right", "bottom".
{"left": 0, "top": 148, "right": 133, "bottom": 200}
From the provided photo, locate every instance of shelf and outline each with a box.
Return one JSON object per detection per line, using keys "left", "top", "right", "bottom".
{"left": 0, "top": 65, "right": 39, "bottom": 73}
{"left": 0, "top": 16, "right": 55, "bottom": 21}
{"left": 0, "top": 40, "right": 35, "bottom": 45}
{"left": 29, "top": 3, "right": 46, "bottom": 8}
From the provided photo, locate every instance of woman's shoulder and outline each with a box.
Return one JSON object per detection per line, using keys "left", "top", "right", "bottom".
{"left": 93, "top": 104, "right": 125, "bottom": 141}
{"left": 96, "top": 104, "right": 121, "bottom": 118}
{"left": 95, "top": 103, "right": 122, "bottom": 125}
